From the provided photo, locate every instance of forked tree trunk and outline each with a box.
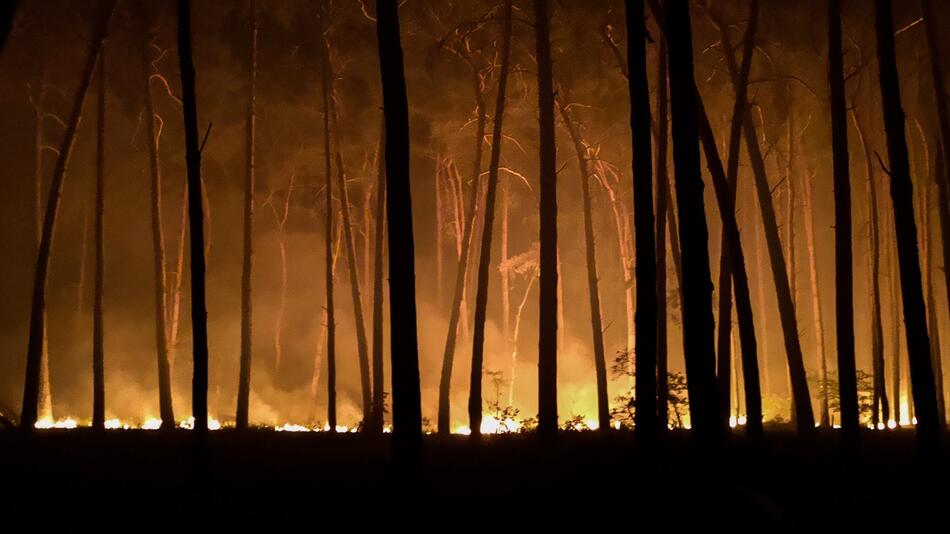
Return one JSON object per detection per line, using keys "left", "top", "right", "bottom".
{"left": 377, "top": 0, "right": 423, "bottom": 461}
{"left": 236, "top": 0, "right": 257, "bottom": 430}
{"left": 177, "top": 0, "right": 210, "bottom": 436}
{"left": 555, "top": 95, "right": 609, "bottom": 432}
{"left": 92, "top": 50, "right": 106, "bottom": 430}
{"left": 468, "top": 0, "right": 513, "bottom": 437}
{"left": 21, "top": 0, "right": 117, "bottom": 430}
{"left": 873, "top": 0, "right": 940, "bottom": 455}
{"left": 625, "top": 0, "right": 658, "bottom": 436}
{"left": 534, "top": 0, "right": 559, "bottom": 438}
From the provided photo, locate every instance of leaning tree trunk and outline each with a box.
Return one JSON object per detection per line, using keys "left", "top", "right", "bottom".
{"left": 625, "top": 0, "right": 658, "bottom": 436}
{"left": 707, "top": 0, "right": 759, "bottom": 430}
{"left": 655, "top": 36, "right": 670, "bottom": 431}
{"left": 177, "top": 0, "right": 210, "bottom": 436}
{"left": 370, "top": 119, "right": 387, "bottom": 434}
{"left": 468, "top": 0, "right": 513, "bottom": 438}
{"left": 92, "top": 49, "right": 106, "bottom": 430}
{"left": 322, "top": 34, "right": 373, "bottom": 424}
{"left": 235, "top": 0, "right": 257, "bottom": 430}
{"left": 873, "top": 0, "right": 940, "bottom": 455}
{"left": 556, "top": 95, "right": 609, "bottom": 432}
{"left": 802, "top": 170, "right": 831, "bottom": 427}
{"left": 21, "top": 0, "right": 117, "bottom": 430}
{"left": 663, "top": 0, "right": 724, "bottom": 444}
{"left": 376, "top": 0, "right": 423, "bottom": 461}
{"left": 828, "top": 0, "right": 860, "bottom": 440}
{"left": 534, "top": 0, "right": 559, "bottom": 438}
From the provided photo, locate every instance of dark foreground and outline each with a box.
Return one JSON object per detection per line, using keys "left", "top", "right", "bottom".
{"left": 1, "top": 428, "right": 946, "bottom": 530}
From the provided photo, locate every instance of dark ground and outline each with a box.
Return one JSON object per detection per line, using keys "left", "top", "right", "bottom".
{"left": 1, "top": 428, "right": 946, "bottom": 530}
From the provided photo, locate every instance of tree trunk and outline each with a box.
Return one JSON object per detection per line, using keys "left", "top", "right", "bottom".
{"left": 377, "top": 0, "right": 423, "bottom": 461}
{"left": 92, "top": 50, "right": 106, "bottom": 430}
{"left": 624, "top": 0, "right": 658, "bottom": 436}
{"left": 534, "top": 0, "right": 559, "bottom": 438}
{"left": 468, "top": 0, "right": 513, "bottom": 438}
{"left": 31, "top": 66, "right": 54, "bottom": 423}
{"left": 873, "top": 0, "right": 940, "bottom": 455}
{"left": 311, "top": 208, "right": 342, "bottom": 425}
{"left": 236, "top": 0, "right": 257, "bottom": 430}
{"left": 21, "top": 0, "right": 117, "bottom": 430}
{"left": 655, "top": 36, "right": 670, "bottom": 431}
{"left": 370, "top": 119, "right": 387, "bottom": 434}
{"left": 435, "top": 156, "right": 444, "bottom": 302}
{"left": 802, "top": 170, "right": 831, "bottom": 427}
{"left": 923, "top": 157, "right": 946, "bottom": 425}
{"left": 664, "top": 0, "right": 723, "bottom": 443}
{"left": 177, "top": 0, "right": 209, "bottom": 436}
{"left": 555, "top": 94, "right": 609, "bottom": 432}
{"left": 0, "top": 1, "right": 17, "bottom": 52}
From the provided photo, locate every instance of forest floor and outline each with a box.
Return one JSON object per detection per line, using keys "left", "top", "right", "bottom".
{"left": 0, "top": 428, "right": 946, "bottom": 530}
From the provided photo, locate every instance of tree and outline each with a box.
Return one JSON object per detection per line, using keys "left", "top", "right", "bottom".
{"left": 469, "top": 0, "right": 513, "bottom": 438}
{"left": 654, "top": 35, "right": 671, "bottom": 432}
{"left": 802, "top": 169, "right": 831, "bottom": 427}
{"left": 625, "top": 0, "right": 657, "bottom": 436}
{"left": 236, "top": 0, "right": 258, "bottom": 431}
{"left": 92, "top": 48, "right": 106, "bottom": 431}
{"left": 21, "top": 0, "right": 117, "bottom": 430}
{"left": 663, "top": 0, "right": 723, "bottom": 443}
{"left": 873, "top": 0, "right": 940, "bottom": 455}
{"left": 370, "top": 119, "right": 387, "bottom": 434}
{"left": 377, "top": 0, "right": 423, "bottom": 461}
{"left": 177, "top": 0, "right": 210, "bottom": 436}
{"left": 534, "top": 0, "right": 558, "bottom": 438}
{"left": 828, "top": 0, "right": 859, "bottom": 441}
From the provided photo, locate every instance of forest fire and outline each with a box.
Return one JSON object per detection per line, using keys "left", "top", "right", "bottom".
{"left": 2, "top": 0, "right": 950, "bottom": 527}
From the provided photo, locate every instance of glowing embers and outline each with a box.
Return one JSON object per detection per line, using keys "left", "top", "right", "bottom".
{"left": 34, "top": 417, "right": 78, "bottom": 429}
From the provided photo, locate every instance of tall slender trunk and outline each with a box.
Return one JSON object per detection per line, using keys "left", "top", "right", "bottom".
{"left": 924, "top": 157, "right": 946, "bottom": 424}
{"left": 706, "top": 0, "right": 759, "bottom": 430}
{"left": 236, "top": 0, "right": 257, "bottom": 430}
{"left": 177, "top": 0, "right": 209, "bottom": 436}
{"left": 92, "top": 50, "right": 106, "bottom": 430}
{"left": 755, "top": 211, "right": 770, "bottom": 397}
{"left": 21, "top": 0, "right": 117, "bottom": 430}
{"left": 664, "top": 0, "right": 723, "bottom": 443}
{"left": 784, "top": 112, "right": 799, "bottom": 424}
{"left": 802, "top": 171, "right": 830, "bottom": 427}
{"left": 377, "top": 0, "right": 422, "bottom": 461}
{"left": 370, "top": 119, "right": 387, "bottom": 433}
{"left": 31, "top": 67, "right": 53, "bottom": 422}
{"left": 501, "top": 175, "right": 511, "bottom": 365}
{"left": 655, "top": 36, "right": 670, "bottom": 431}
{"left": 167, "top": 186, "right": 188, "bottom": 371}
{"left": 468, "top": 0, "right": 513, "bottom": 437}
{"left": 873, "top": 0, "right": 940, "bottom": 455}
{"left": 625, "top": 0, "right": 658, "bottom": 436}
{"left": 852, "top": 109, "right": 888, "bottom": 427}
{"left": 142, "top": 16, "right": 176, "bottom": 429}
{"left": 310, "top": 208, "right": 342, "bottom": 424}
{"left": 271, "top": 176, "right": 295, "bottom": 382}
{"left": 435, "top": 156, "right": 444, "bottom": 302}
{"left": 323, "top": 30, "right": 373, "bottom": 423}
{"left": 534, "top": 0, "right": 559, "bottom": 438}
{"left": 886, "top": 199, "right": 902, "bottom": 425}
{"left": 556, "top": 94, "right": 609, "bottom": 432}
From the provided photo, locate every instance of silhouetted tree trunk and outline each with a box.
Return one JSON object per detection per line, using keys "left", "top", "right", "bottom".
{"left": 784, "top": 111, "right": 799, "bottom": 425}
{"left": 664, "top": 0, "right": 723, "bottom": 443}
{"left": 873, "top": 0, "right": 940, "bottom": 455}
{"left": 21, "top": 0, "right": 117, "bottom": 430}
{"left": 828, "top": 0, "right": 860, "bottom": 440}
{"left": 92, "top": 50, "right": 106, "bottom": 431}
{"left": 370, "top": 119, "right": 387, "bottom": 434}
{"left": 802, "top": 170, "right": 831, "bottom": 427}
{"left": 235, "top": 0, "right": 257, "bottom": 430}
{"left": 0, "top": 1, "right": 17, "bottom": 52}
{"left": 556, "top": 94, "right": 609, "bottom": 432}
{"left": 321, "top": 29, "right": 372, "bottom": 423}
{"left": 177, "top": 0, "right": 209, "bottom": 436}
{"left": 655, "top": 36, "right": 670, "bottom": 431}
{"left": 377, "top": 0, "right": 422, "bottom": 461}
{"left": 624, "top": 0, "right": 658, "bottom": 436}
{"left": 534, "top": 0, "right": 558, "bottom": 438}
{"left": 705, "top": 0, "right": 759, "bottom": 430}
{"left": 468, "top": 0, "right": 513, "bottom": 438}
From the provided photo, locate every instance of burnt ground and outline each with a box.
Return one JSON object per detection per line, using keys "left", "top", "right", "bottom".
{"left": 0, "top": 428, "right": 946, "bottom": 530}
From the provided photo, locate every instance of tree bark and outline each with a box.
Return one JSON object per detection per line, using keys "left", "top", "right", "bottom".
{"left": 92, "top": 49, "right": 106, "bottom": 430}
{"left": 873, "top": 0, "right": 940, "bottom": 455}
{"left": 534, "top": 0, "right": 559, "bottom": 438}
{"left": 468, "top": 0, "right": 513, "bottom": 438}
{"left": 377, "top": 0, "right": 423, "bottom": 462}
{"left": 177, "top": 0, "right": 209, "bottom": 436}
{"left": 21, "top": 0, "right": 117, "bottom": 430}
